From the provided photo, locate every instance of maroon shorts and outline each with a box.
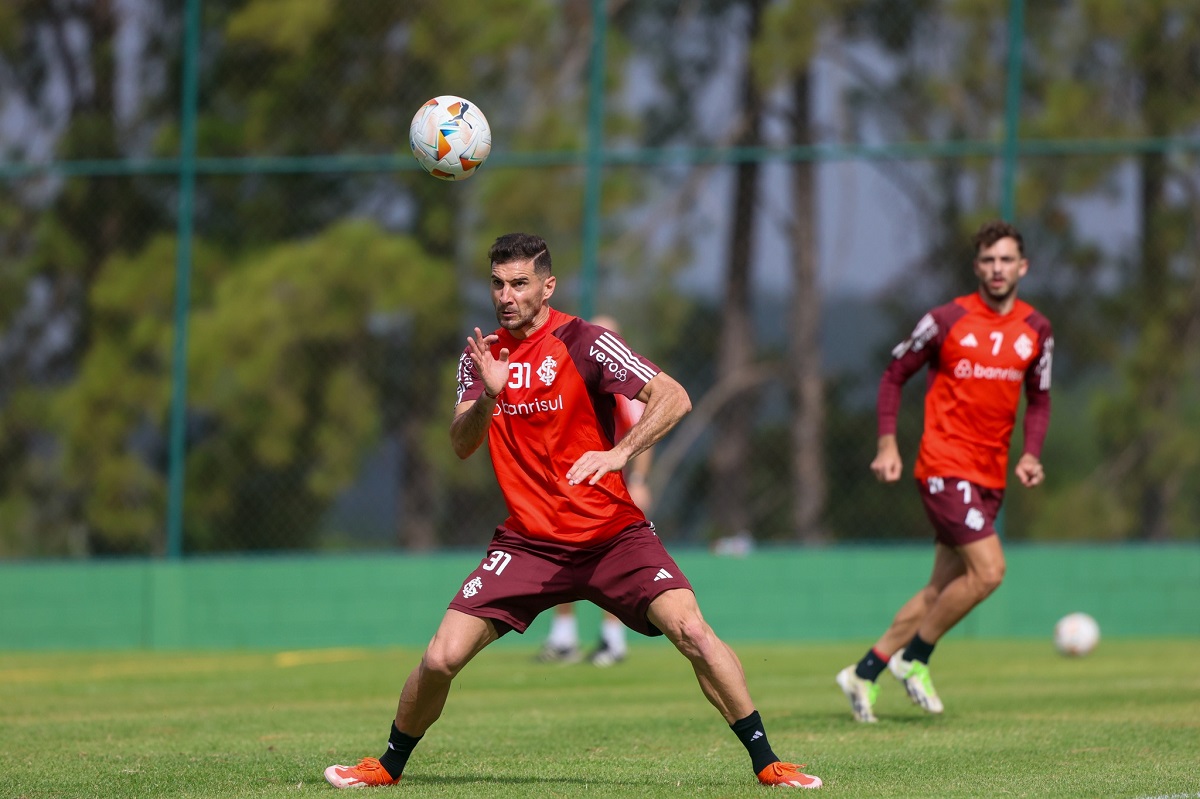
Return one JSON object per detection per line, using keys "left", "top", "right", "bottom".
{"left": 916, "top": 477, "right": 1005, "bottom": 547}
{"left": 447, "top": 521, "right": 692, "bottom": 638}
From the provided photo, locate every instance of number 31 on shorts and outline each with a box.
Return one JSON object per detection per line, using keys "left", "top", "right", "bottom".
{"left": 483, "top": 550, "right": 512, "bottom": 575}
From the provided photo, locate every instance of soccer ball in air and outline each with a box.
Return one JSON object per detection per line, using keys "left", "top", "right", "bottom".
{"left": 1054, "top": 612, "right": 1100, "bottom": 657}
{"left": 409, "top": 95, "right": 492, "bottom": 181}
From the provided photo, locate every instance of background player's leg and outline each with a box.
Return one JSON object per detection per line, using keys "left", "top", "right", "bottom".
{"left": 875, "top": 542, "right": 965, "bottom": 654}
{"left": 589, "top": 610, "right": 627, "bottom": 666}
{"left": 890, "top": 537, "right": 1004, "bottom": 714}
{"left": 916, "top": 535, "right": 1005, "bottom": 642}
{"left": 537, "top": 602, "right": 581, "bottom": 662}
{"left": 837, "top": 543, "right": 964, "bottom": 721}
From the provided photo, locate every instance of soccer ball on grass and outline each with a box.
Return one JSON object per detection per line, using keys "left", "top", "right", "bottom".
{"left": 409, "top": 95, "right": 492, "bottom": 181}
{"left": 1054, "top": 612, "right": 1100, "bottom": 657}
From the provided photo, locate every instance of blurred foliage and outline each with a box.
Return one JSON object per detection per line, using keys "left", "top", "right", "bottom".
{"left": 0, "top": 0, "right": 1198, "bottom": 556}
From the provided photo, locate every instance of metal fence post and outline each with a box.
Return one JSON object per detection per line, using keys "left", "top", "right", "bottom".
{"left": 1001, "top": 0, "right": 1025, "bottom": 222}
{"left": 579, "top": 0, "right": 608, "bottom": 320}
{"left": 166, "top": 0, "right": 202, "bottom": 559}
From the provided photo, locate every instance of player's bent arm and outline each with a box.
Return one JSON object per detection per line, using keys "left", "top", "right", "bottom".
{"left": 616, "top": 372, "right": 691, "bottom": 466}
{"left": 450, "top": 395, "right": 497, "bottom": 459}
{"left": 1021, "top": 380, "right": 1051, "bottom": 459}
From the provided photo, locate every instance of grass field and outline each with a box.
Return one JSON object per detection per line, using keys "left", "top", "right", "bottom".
{"left": 3, "top": 639, "right": 1198, "bottom": 798}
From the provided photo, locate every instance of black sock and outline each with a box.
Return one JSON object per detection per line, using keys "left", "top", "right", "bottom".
{"left": 855, "top": 647, "right": 890, "bottom": 681}
{"left": 730, "top": 710, "right": 779, "bottom": 774}
{"left": 903, "top": 634, "right": 936, "bottom": 665}
{"left": 378, "top": 722, "right": 421, "bottom": 779}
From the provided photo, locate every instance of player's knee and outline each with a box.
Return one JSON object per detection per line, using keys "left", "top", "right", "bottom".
{"left": 919, "top": 583, "right": 943, "bottom": 606}
{"left": 974, "top": 562, "right": 1006, "bottom": 595}
{"left": 668, "top": 617, "right": 718, "bottom": 661}
{"left": 420, "top": 645, "right": 469, "bottom": 680}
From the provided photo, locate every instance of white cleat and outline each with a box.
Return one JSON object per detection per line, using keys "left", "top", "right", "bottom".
{"left": 836, "top": 665, "right": 879, "bottom": 723}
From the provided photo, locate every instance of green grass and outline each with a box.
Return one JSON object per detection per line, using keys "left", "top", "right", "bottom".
{"left": 3, "top": 640, "right": 1198, "bottom": 798}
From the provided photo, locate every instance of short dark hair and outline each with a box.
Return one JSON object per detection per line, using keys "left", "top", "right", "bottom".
{"left": 489, "top": 233, "right": 552, "bottom": 276}
{"left": 972, "top": 219, "right": 1024, "bottom": 256}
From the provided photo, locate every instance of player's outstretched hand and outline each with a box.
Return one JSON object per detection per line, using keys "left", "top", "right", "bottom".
{"left": 467, "top": 327, "right": 509, "bottom": 397}
{"left": 1015, "top": 453, "right": 1045, "bottom": 488}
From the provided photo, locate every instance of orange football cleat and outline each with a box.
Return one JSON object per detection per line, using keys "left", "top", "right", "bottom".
{"left": 757, "top": 761, "right": 823, "bottom": 789}
{"left": 324, "top": 757, "right": 401, "bottom": 788}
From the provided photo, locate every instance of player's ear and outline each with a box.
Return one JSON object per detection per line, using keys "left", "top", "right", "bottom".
{"left": 542, "top": 275, "right": 556, "bottom": 300}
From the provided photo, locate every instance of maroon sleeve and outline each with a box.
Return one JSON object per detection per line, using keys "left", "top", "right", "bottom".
{"left": 877, "top": 360, "right": 913, "bottom": 437}
{"left": 1021, "top": 314, "right": 1054, "bottom": 457}
{"left": 454, "top": 347, "right": 484, "bottom": 407}
{"left": 877, "top": 305, "right": 954, "bottom": 436}
{"left": 558, "top": 319, "right": 660, "bottom": 399}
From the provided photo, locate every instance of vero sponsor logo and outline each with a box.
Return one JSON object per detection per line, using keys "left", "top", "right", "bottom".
{"left": 590, "top": 332, "right": 656, "bottom": 383}
{"left": 589, "top": 346, "right": 629, "bottom": 382}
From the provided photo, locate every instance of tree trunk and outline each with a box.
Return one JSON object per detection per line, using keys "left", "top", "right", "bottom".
{"left": 1132, "top": 34, "right": 1173, "bottom": 541}
{"left": 788, "top": 71, "right": 827, "bottom": 544}
{"left": 398, "top": 421, "right": 438, "bottom": 551}
{"left": 708, "top": 0, "right": 766, "bottom": 540}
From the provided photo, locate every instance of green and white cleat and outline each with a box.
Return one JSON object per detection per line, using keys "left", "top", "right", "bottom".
{"left": 888, "top": 655, "right": 944, "bottom": 714}
{"left": 836, "top": 665, "right": 879, "bottom": 723}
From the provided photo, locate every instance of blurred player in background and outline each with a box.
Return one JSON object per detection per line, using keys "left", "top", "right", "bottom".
{"left": 536, "top": 314, "right": 653, "bottom": 668}
{"left": 837, "top": 220, "right": 1053, "bottom": 723}
{"left": 325, "top": 233, "right": 822, "bottom": 789}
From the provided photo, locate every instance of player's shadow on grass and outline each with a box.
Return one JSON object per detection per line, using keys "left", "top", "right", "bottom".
{"left": 412, "top": 774, "right": 649, "bottom": 788}
{"left": 825, "top": 711, "right": 943, "bottom": 724}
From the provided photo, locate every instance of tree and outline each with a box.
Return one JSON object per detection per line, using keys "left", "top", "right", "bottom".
{"left": 612, "top": 0, "right": 785, "bottom": 541}
{"left": 707, "top": 0, "right": 768, "bottom": 540}
{"left": 1061, "top": 1, "right": 1200, "bottom": 541}
{"left": 0, "top": 0, "right": 174, "bottom": 554}
{"left": 0, "top": 0, "right": 581, "bottom": 553}
{"left": 757, "top": 0, "right": 860, "bottom": 542}
{"left": 56, "top": 221, "right": 460, "bottom": 552}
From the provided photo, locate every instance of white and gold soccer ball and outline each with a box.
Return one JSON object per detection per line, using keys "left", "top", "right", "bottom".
{"left": 1054, "top": 612, "right": 1100, "bottom": 657}
{"left": 409, "top": 95, "right": 492, "bottom": 181}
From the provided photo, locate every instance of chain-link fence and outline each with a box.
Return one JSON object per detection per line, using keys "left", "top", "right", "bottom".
{"left": 1, "top": 0, "right": 1198, "bottom": 558}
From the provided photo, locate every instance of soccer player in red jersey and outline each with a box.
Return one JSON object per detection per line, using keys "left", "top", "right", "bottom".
{"left": 325, "top": 233, "right": 821, "bottom": 789}
{"left": 836, "top": 220, "right": 1053, "bottom": 723}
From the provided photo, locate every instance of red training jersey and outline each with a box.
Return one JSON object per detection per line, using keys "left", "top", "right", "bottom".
{"left": 455, "top": 307, "right": 659, "bottom": 546}
{"left": 878, "top": 292, "right": 1053, "bottom": 489}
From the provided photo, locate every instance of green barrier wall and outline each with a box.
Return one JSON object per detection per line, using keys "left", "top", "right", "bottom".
{"left": 2, "top": 544, "right": 1196, "bottom": 651}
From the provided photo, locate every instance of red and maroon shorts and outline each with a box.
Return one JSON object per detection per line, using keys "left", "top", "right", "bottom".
{"left": 916, "top": 477, "right": 1005, "bottom": 547}
{"left": 447, "top": 521, "right": 692, "bottom": 637}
